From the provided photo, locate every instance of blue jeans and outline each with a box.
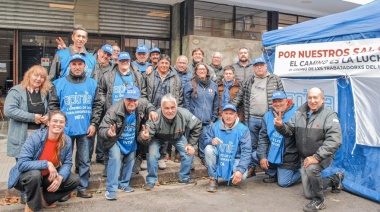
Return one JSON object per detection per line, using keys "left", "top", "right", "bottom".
{"left": 252, "top": 151, "right": 301, "bottom": 187}
{"left": 198, "top": 125, "right": 211, "bottom": 159}
{"left": 205, "top": 145, "right": 248, "bottom": 180}
{"left": 70, "top": 134, "right": 91, "bottom": 191}
{"left": 146, "top": 136, "right": 194, "bottom": 184}
{"left": 106, "top": 143, "right": 135, "bottom": 192}
{"left": 248, "top": 117, "right": 262, "bottom": 168}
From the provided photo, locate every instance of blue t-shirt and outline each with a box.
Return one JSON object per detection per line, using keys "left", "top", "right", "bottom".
{"left": 112, "top": 73, "right": 133, "bottom": 104}
{"left": 117, "top": 112, "right": 137, "bottom": 155}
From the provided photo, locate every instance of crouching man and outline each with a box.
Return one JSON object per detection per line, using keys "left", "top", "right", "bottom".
{"left": 99, "top": 86, "right": 158, "bottom": 200}
{"left": 138, "top": 93, "right": 202, "bottom": 190}
{"left": 204, "top": 104, "right": 252, "bottom": 192}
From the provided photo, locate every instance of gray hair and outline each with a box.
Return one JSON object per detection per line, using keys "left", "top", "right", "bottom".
{"left": 176, "top": 55, "right": 188, "bottom": 63}
{"left": 158, "top": 54, "right": 171, "bottom": 63}
{"left": 161, "top": 93, "right": 177, "bottom": 107}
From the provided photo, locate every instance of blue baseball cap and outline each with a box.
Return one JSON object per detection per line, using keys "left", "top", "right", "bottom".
{"left": 222, "top": 104, "right": 237, "bottom": 112}
{"left": 69, "top": 54, "right": 85, "bottom": 63}
{"left": 136, "top": 44, "right": 149, "bottom": 53}
{"left": 101, "top": 44, "right": 114, "bottom": 55}
{"left": 253, "top": 57, "right": 266, "bottom": 65}
{"left": 150, "top": 47, "right": 161, "bottom": 54}
{"left": 118, "top": 52, "right": 131, "bottom": 61}
{"left": 124, "top": 85, "right": 141, "bottom": 100}
{"left": 272, "top": 90, "right": 287, "bottom": 100}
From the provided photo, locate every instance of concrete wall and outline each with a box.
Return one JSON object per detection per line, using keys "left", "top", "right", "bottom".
{"left": 181, "top": 35, "right": 263, "bottom": 66}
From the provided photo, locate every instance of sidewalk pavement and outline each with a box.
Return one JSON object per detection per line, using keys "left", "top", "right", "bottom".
{"left": 0, "top": 121, "right": 208, "bottom": 198}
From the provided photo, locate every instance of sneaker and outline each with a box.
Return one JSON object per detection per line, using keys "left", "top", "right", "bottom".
{"left": 105, "top": 191, "right": 117, "bottom": 200}
{"left": 263, "top": 175, "right": 278, "bottom": 183}
{"left": 246, "top": 167, "right": 256, "bottom": 178}
{"left": 119, "top": 186, "right": 134, "bottom": 193}
{"left": 206, "top": 179, "right": 217, "bottom": 193}
{"left": 158, "top": 159, "right": 167, "bottom": 170}
{"left": 331, "top": 172, "right": 344, "bottom": 193}
{"left": 144, "top": 183, "right": 155, "bottom": 191}
{"left": 303, "top": 199, "right": 326, "bottom": 212}
{"left": 178, "top": 179, "right": 197, "bottom": 185}
{"left": 140, "top": 160, "right": 147, "bottom": 170}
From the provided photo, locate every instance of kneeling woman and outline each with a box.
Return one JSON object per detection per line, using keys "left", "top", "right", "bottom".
{"left": 8, "top": 110, "right": 80, "bottom": 211}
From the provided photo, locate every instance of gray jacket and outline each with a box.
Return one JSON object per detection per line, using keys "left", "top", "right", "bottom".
{"left": 231, "top": 73, "right": 284, "bottom": 125}
{"left": 98, "top": 64, "right": 147, "bottom": 112}
{"left": 137, "top": 107, "right": 202, "bottom": 146}
{"left": 92, "top": 60, "right": 113, "bottom": 82}
{"left": 275, "top": 103, "right": 342, "bottom": 165}
{"left": 231, "top": 61, "right": 253, "bottom": 83}
{"left": 4, "top": 85, "right": 49, "bottom": 157}
{"left": 146, "top": 67, "right": 183, "bottom": 107}
{"left": 98, "top": 98, "right": 155, "bottom": 151}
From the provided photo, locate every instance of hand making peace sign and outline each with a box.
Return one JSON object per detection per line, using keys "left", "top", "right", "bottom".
{"left": 273, "top": 111, "right": 284, "bottom": 127}
{"left": 140, "top": 124, "right": 150, "bottom": 140}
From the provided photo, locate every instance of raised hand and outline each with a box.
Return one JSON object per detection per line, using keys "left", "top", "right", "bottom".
{"left": 56, "top": 37, "right": 67, "bottom": 50}
{"left": 273, "top": 111, "right": 284, "bottom": 127}
{"left": 140, "top": 124, "right": 150, "bottom": 140}
{"left": 107, "top": 124, "right": 116, "bottom": 137}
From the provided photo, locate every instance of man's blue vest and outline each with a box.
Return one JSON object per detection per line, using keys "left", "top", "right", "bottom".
{"left": 213, "top": 120, "right": 248, "bottom": 184}
{"left": 54, "top": 77, "right": 97, "bottom": 136}
{"left": 57, "top": 48, "right": 96, "bottom": 78}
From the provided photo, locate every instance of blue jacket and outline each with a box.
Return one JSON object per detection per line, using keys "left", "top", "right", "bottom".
{"left": 174, "top": 66, "right": 192, "bottom": 87}
{"left": 8, "top": 128, "right": 73, "bottom": 189}
{"left": 204, "top": 119, "right": 252, "bottom": 174}
{"left": 183, "top": 80, "right": 219, "bottom": 125}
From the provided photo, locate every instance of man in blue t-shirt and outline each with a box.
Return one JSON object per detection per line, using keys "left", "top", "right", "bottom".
{"left": 99, "top": 86, "right": 158, "bottom": 200}
{"left": 49, "top": 54, "right": 103, "bottom": 199}
{"left": 203, "top": 104, "right": 252, "bottom": 193}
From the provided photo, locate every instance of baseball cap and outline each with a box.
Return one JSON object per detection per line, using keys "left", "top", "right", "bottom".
{"left": 69, "top": 54, "right": 85, "bottom": 63}
{"left": 272, "top": 90, "right": 287, "bottom": 100}
{"left": 136, "top": 44, "right": 148, "bottom": 53}
{"left": 118, "top": 52, "right": 131, "bottom": 61}
{"left": 101, "top": 44, "right": 114, "bottom": 55}
{"left": 124, "top": 85, "right": 141, "bottom": 100}
{"left": 150, "top": 47, "right": 161, "bottom": 54}
{"left": 253, "top": 57, "right": 267, "bottom": 65}
{"left": 222, "top": 104, "right": 237, "bottom": 112}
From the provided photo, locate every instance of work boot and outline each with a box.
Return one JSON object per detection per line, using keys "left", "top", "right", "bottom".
{"left": 246, "top": 167, "right": 256, "bottom": 178}
{"left": 206, "top": 179, "right": 217, "bottom": 193}
{"left": 263, "top": 175, "right": 278, "bottom": 183}
{"left": 331, "top": 172, "right": 344, "bottom": 193}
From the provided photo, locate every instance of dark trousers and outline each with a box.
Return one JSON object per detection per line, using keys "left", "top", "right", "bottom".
{"left": 16, "top": 170, "right": 80, "bottom": 211}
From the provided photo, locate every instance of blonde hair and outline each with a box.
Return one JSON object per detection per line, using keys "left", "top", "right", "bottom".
{"left": 20, "top": 65, "right": 52, "bottom": 95}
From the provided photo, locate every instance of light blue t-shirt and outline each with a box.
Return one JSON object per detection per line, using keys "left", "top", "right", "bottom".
{"left": 117, "top": 112, "right": 137, "bottom": 155}
{"left": 112, "top": 73, "right": 133, "bottom": 104}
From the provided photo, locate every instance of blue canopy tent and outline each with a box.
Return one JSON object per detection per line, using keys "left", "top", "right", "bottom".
{"left": 262, "top": 0, "right": 380, "bottom": 203}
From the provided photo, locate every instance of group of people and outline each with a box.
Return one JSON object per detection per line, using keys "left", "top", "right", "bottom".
{"left": 4, "top": 26, "right": 344, "bottom": 212}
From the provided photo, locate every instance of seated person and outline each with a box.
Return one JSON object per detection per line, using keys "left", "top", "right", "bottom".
{"left": 8, "top": 110, "right": 79, "bottom": 211}
{"left": 204, "top": 104, "right": 252, "bottom": 192}
{"left": 252, "top": 90, "right": 301, "bottom": 187}
{"left": 138, "top": 93, "right": 202, "bottom": 190}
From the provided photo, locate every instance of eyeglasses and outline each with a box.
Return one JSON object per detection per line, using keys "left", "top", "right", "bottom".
{"left": 27, "top": 91, "right": 44, "bottom": 106}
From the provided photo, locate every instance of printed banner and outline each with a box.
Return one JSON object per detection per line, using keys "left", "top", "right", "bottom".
{"left": 274, "top": 38, "right": 380, "bottom": 77}
{"left": 281, "top": 79, "right": 338, "bottom": 112}
{"left": 351, "top": 77, "right": 380, "bottom": 147}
